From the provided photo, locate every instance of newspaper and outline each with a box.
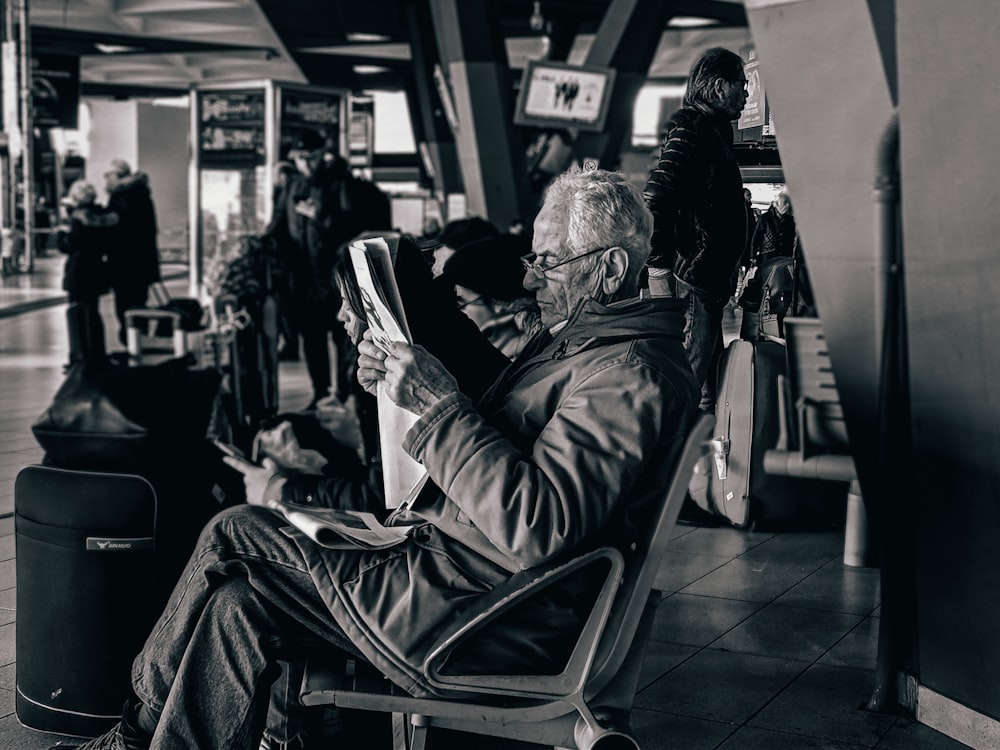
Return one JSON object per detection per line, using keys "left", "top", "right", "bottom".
{"left": 269, "top": 499, "right": 410, "bottom": 550}
{"left": 347, "top": 236, "right": 428, "bottom": 509}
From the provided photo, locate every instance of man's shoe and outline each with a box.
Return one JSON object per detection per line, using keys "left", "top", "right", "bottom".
{"left": 52, "top": 701, "right": 152, "bottom": 750}
{"left": 51, "top": 722, "right": 129, "bottom": 750}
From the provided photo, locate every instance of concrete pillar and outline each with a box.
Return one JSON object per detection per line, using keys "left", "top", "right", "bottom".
{"left": 427, "top": 0, "right": 534, "bottom": 228}
{"left": 404, "top": 1, "right": 462, "bottom": 203}
{"left": 573, "top": 0, "right": 684, "bottom": 170}
{"left": 743, "top": 0, "right": 896, "bottom": 499}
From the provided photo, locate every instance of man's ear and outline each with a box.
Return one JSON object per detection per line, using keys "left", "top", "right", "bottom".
{"left": 601, "top": 246, "right": 630, "bottom": 295}
{"left": 711, "top": 77, "right": 728, "bottom": 104}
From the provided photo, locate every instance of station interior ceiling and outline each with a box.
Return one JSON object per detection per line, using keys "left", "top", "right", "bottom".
{"left": 25, "top": 0, "right": 751, "bottom": 96}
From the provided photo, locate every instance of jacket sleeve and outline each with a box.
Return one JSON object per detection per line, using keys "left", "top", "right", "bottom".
{"left": 643, "top": 114, "right": 708, "bottom": 269}
{"left": 279, "top": 461, "right": 389, "bottom": 520}
{"left": 404, "top": 360, "right": 685, "bottom": 569}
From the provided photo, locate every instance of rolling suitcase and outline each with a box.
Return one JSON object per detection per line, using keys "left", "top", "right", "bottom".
{"left": 14, "top": 466, "right": 160, "bottom": 737}
{"left": 689, "top": 337, "right": 842, "bottom": 528}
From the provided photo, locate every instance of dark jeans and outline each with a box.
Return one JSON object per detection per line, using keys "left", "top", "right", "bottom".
{"left": 674, "top": 277, "right": 726, "bottom": 412}
{"left": 66, "top": 298, "right": 107, "bottom": 364}
{"left": 130, "top": 505, "right": 362, "bottom": 749}
{"left": 297, "top": 306, "right": 353, "bottom": 403}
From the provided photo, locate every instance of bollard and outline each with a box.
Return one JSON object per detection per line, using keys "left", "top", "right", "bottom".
{"left": 843, "top": 480, "right": 875, "bottom": 567}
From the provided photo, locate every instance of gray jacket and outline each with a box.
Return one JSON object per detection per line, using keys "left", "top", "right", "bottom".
{"left": 286, "top": 295, "right": 699, "bottom": 696}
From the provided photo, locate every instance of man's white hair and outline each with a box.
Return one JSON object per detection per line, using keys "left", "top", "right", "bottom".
{"left": 541, "top": 168, "right": 653, "bottom": 287}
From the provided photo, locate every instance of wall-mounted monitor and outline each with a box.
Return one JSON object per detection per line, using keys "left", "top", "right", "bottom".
{"left": 514, "top": 60, "right": 616, "bottom": 133}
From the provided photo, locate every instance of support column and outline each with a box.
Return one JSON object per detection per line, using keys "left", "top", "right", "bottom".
{"left": 404, "top": 0, "right": 462, "bottom": 205}
{"left": 571, "top": 0, "right": 677, "bottom": 170}
{"left": 427, "top": 0, "right": 533, "bottom": 228}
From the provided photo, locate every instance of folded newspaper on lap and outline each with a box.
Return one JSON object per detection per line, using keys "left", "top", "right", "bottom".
{"left": 269, "top": 500, "right": 410, "bottom": 550}
{"left": 347, "top": 237, "right": 428, "bottom": 509}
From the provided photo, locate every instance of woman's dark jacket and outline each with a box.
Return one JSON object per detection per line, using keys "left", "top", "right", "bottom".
{"left": 58, "top": 205, "right": 119, "bottom": 301}
{"left": 643, "top": 106, "right": 747, "bottom": 299}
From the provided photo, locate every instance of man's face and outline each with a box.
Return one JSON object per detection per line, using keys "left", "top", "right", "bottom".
{"left": 290, "top": 148, "right": 324, "bottom": 178}
{"left": 718, "top": 72, "right": 749, "bottom": 120}
{"left": 524, "top": 201, "right": 600, "bottom": 329}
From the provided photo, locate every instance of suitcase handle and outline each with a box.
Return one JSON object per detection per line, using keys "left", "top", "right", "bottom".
{"left": 710, "top": 436, "right": 730, "bottom": 481}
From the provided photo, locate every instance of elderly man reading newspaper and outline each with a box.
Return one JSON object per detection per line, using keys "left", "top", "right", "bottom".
{"left": 65, "top": 168, "right": 698, "bottom": 750}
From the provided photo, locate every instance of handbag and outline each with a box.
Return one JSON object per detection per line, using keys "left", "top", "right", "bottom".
{"left": 150, "top": 281, "right": 206, "bottom": 332}
{"left": 32, "top": 358, "right": 222, "bottom": 470}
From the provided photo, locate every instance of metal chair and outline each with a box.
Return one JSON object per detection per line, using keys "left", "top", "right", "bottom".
{"left": 763, "top": 317, "right": 872, "bottom": 566}
{"left": 298, "top": 412, "right": 715, "bottom": 750}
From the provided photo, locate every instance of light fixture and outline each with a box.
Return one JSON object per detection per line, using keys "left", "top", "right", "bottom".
{"left": 346, "top": 32, "right": 391, "bottom": 43}
{"left": 353, "top": 65, "right": 390, "bottom": 75}
{"left": 667, "top": 16, "right": 720, "bottom": 28}
{"left": 529, "top": 1, "right": 545, "bottom": 32}
{"left": 94, "top": 43, "right": 143, "bottom": 54}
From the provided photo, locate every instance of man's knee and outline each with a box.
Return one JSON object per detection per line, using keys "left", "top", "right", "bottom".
{"left": 197, "top": 505, "right": 279, "bottom": 551}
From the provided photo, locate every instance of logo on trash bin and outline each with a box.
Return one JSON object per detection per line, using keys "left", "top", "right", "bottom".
{"left": 86, "top": 536, "right": 155, "bottom": 551}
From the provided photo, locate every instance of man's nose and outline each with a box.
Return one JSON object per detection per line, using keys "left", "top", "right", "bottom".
{"left": 523, "top": 269, "right": 543, "bottom": 291}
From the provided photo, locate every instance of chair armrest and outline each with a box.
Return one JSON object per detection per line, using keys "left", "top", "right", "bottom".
{"left": 423, "top": 546, "right": 624, "bottom": 700}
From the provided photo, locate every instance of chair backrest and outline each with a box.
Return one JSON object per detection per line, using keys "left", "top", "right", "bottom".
{"left": 783, "top": 317, "right": 849, "bottom": 451}
{"left": 586, "top": 412, "right": 714, "bottom": 691}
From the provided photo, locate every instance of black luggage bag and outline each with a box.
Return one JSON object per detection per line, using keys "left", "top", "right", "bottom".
{"left": 17, "top": 360, "right": 245, "bottom": 737}
{"left": 14, "top": 466, "right": 160, "bottom": 737}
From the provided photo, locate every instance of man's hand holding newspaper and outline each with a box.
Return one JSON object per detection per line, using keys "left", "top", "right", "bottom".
{"left": 356, "top": 331, "right": 459, "bottom": 415}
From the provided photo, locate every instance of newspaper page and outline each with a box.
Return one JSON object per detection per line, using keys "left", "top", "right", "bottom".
{"left": 269, "top": 500, "right": 410, "bottom": 550}
{"left": 347, "top": 237, "right": 428, "bottom": 509}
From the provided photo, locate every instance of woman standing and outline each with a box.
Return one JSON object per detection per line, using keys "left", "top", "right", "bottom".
{"left": 57, "top": 180, "right": 119, "bottom": 367}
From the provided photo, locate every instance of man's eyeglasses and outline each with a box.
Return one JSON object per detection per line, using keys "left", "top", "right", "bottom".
{"left": 456, "top": 295, "right": 487, "bottom": 310}
{"left": 520, "top": 247, "right": 607, "bottom": 278}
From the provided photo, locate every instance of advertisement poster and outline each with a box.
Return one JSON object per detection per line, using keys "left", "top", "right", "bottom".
{"left": 738, "top": 48, "right": 766, "bottom": 130}
{"left": 514, "top": 61, "right": 616, "bottom": 132}
{"left": 31, "top": 54, "right": 80, "bottom": 129}
{"left": 199, "top": 89, "right": 266, "bottom": 167}
{"left": 522, "top": 65, "right": 609, "bottom": 125}
{"left": 280, "top": 90, "right": 341, "bottom": 156}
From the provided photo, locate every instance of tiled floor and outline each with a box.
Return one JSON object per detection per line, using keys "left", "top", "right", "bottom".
{"left": 0, "top": 259, "right": 970, "bottom": 749}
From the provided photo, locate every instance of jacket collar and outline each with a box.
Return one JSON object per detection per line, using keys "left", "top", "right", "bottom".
{"left": 547, "top": 295, "right": 685, "bottom": 357}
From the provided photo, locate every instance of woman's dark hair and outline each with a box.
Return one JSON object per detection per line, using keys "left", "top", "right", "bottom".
{"left": 440, "top": 233, "right": 533, "bottom": 303}
{"left": 334, "top": 234, "right": 446, "bottom": 340}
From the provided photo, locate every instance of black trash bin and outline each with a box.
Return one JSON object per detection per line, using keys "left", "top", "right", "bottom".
{"left": 14, "top": 466, "right": 159, "bottom": 737}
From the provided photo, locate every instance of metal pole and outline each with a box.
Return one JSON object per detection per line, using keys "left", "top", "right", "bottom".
{"left": 2, "top": 0, "right": 18, "bottom": 270}
{"left": 17, "top": 0, "right": 32, "bottom": 272}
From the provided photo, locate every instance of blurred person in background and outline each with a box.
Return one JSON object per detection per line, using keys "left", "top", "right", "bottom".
{"left": 439, "top": 233, "right": 542, "bottom": 359}
{"left": 104, "top": 158, "right": 161, "bottom": 348}
{"left": 265, "top": 130, "right": 391, "bottom": 408}
{"left": 267, "top": 160, "right": 303, "bottom": 362}
{"left": 57, "top": 180, "right": 119, "bottom": 368}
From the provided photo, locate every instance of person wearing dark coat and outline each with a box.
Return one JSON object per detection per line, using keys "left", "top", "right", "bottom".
{"left": 265, "top": 130, "right": 392, "bottom": 407}
{"left": 749, "top": 188, "right": 797, "bottom": 261}
{"left": 104, "top": 159, "right": 161, "bottom": 347}
{"left": 643, "top": 47, "right": 749, "bottom": 412}
{"left": 57, "top": 180, "right": 119, "bottom": 366}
